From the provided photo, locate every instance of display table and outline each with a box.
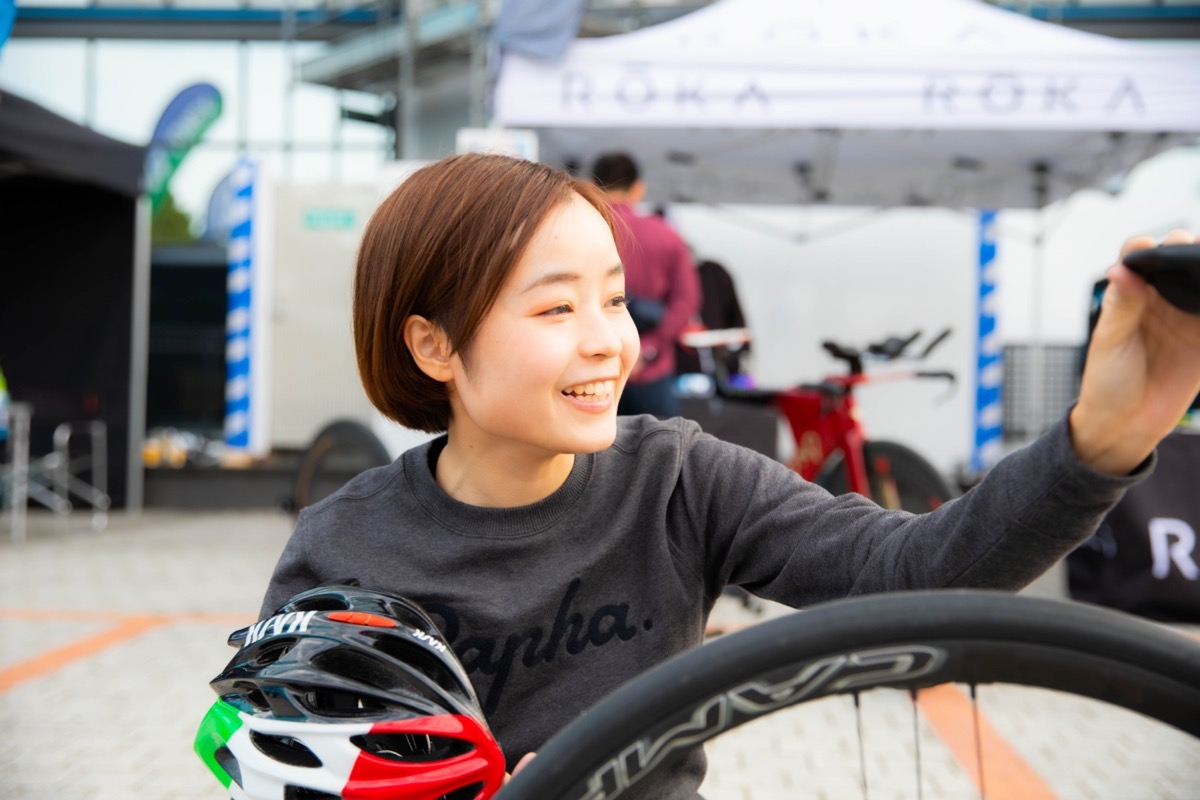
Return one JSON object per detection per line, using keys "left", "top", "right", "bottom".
{"left": 678, "top": 396, "right": 779, "bottom": 461}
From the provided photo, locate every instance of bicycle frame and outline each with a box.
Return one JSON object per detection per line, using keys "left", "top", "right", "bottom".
{"left": 777, "top": 369, "right": 950, "bottom": 496}
{"left": 773, "top": 377, "right": 869, "bottom": 493}
{"left": 681, "top": 328, "right": 953, "bottom": 501}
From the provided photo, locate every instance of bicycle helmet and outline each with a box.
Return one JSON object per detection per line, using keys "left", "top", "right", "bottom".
{"left": 194, "top": 583, "right": 505, "bottom": 800}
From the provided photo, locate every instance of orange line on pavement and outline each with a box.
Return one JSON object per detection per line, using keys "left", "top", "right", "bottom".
{"left": 0, "top": 609, "right": 255, "bottom": 694}
{"left": 917, "top": 684, "right": 1058, "bottom": 799}
{"left": 0, "top": 615, "right": 167, "bottom": 694}
{"left": 0, "top": 608, "right": 253, "bottom": 626}
{"left": 173, "top": 611, "right": 257, "bottom": 626}
{"left": 0, "top": 607, "right": 143, "bottom": 622}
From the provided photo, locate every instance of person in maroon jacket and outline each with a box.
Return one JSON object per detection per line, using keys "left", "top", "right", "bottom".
{"left": 591, "top": 152, "right": 700, "bottom": 418}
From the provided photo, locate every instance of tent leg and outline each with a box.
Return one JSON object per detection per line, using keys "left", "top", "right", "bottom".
{"left": 1028, "top": 164, "right": 1050, "bottom": 440}
{"left": 125, "top": 196, "right": 151, "bottom": 514}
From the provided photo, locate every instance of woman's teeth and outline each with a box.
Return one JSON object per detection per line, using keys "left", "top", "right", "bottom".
{"left": 564, "top": 380, "right": 614, "bottom": 400}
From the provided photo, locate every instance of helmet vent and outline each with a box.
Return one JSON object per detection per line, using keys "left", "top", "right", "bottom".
{"left": 368, "top": 635, "right": 464, "bottom": 695}
{"left": 232, "top": 681, "right": 270, "bottom": 713}
{"left": 284, "top": 787, "right": 340, "bottom": 800}
{"left": 289, "top": 594, "right": 350, "bottom": 613}
{"left": 314, "top": 645, "right": 458, "bottom": 714}
{"left": 214, "top": 745, "right": 243, "bottom": 788}
{"left": 383, "top": 600, "right": 442, "bottom": 634}
{"left": 298, "top": 687, "right": 387, "bottom": 718}
{"left": 250, "top": 732, "right": 323, "bottom": 768}
{"left": 352, "top": 732, "right": 472, "bottom": 762}
{"left": 252, "top": 639, "right": 295, "bottom": 667}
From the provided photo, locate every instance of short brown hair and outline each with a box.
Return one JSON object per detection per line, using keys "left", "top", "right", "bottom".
{"left": 354, "top": 152, "right": 616, "bottom": 433}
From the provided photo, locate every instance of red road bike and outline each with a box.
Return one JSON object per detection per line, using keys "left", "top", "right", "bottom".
{"left": 680, "top": 327, "right": 956, "bottom": 512}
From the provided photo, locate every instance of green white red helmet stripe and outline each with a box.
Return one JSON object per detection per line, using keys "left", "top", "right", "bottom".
{"left": 343, "top": 715, "right": 505, "bottom": 799}
{"left": 195, "top": 700, "right": 242, "bottom": 789}
{"left": 195, "top": 700, "right": 505, "bottom": 799}
{"left": 197, "top": 700, "right": 375, "bottom": 798}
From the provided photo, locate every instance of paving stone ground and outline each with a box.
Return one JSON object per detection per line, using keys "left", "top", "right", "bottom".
{"left": 1, "top": 510, "right": 1196, "bottom": 799}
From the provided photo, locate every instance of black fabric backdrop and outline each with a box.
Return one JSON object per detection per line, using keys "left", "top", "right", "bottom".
{"left": 1068, "top": 431, "right": 1200, "bottom": 622}
{"left": 0, "top": 89, "right": 145, "bottom": 507}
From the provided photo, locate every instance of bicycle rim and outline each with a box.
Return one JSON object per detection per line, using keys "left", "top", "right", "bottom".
{"left": 291, "top": 419, "right": 392, "bottom": 514}
{"left": 865, "top": 440, "right": 954, "bottom": 512}
{"left": 495, "top": 591, "right": 1200, "bottom": 800}
{"left": 820, "top": 440, "right": 954, "bottom": 512}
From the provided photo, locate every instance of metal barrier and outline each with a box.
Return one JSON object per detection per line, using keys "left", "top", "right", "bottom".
{"left": 1, "top": 403, "right": 111, "bottom": 542}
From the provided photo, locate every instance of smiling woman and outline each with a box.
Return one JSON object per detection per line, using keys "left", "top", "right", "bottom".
{"left": 354, "top": 153, "right": 638, "bottom": 506}
{"left": 414, "top": 193, "right": 636, "bottom": 505}
{"left": 353, "top": 153, "right": 623, "bottom": 434}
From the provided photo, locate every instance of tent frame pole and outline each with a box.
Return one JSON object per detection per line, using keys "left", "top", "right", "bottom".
{"left": 125, "top": 196, "right": 151, "bottom": 513}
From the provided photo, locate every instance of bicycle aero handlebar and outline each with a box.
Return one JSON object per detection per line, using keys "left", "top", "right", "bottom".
{"left": 863, "top": 331, "right": 922, "bottom": 359}
{"left": 826, "top": 328, "right": 953, "bottom": 372}
{"left": 918, "top": 328, "right": 952, "bottom": 359}
{"left": 677, "top": 327, "right": 954, "bottom": 393}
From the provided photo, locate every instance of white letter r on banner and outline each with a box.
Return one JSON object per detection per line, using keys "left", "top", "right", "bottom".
{"left": 1148, "top": 518, "right": 1199, "bottom": 580}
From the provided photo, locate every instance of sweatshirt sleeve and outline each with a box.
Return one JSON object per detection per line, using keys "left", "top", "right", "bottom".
{"left": 676, "top": 413, "right": 1149, "bottom": 607}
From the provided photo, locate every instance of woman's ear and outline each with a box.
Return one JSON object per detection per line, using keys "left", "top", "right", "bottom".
{"left": 403, "top": 315, "right": 455, "bottom": 383}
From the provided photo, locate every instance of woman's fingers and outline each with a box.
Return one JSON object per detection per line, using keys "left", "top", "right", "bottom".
{"left": 513, "top": 752, "right": 537, "bottom": 775}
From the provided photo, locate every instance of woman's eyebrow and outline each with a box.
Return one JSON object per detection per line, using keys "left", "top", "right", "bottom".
{"left": 520, "top": 263, "right": 624, "bottom": 293}
{"left": 520, "top": 271, "right": 579, "bottom": 293}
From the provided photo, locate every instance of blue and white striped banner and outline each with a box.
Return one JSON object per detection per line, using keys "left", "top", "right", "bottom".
{"left": 225, "top": 159, "right": 257, "bottom": 451}
{"left": 972, "top": 209, "right": 1003, "bottom": 473}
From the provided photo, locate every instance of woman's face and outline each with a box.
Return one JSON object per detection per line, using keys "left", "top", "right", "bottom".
{"left": 445, "top": 192, "right": 639, "bottom": 460}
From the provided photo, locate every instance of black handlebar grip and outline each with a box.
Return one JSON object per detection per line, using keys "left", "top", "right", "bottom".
{"left": 919, "top": 328, "right": 953, "bottom": 358}
{"left": 1123, "top": 244, "right": 1200, "bottom": 314}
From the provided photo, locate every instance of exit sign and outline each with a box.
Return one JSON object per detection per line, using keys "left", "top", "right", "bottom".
{"left": 303, "top": 208, "right": 357, "bottom": 230}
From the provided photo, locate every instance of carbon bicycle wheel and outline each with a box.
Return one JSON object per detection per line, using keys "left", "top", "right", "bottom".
{"left": 820, "top": 439, "right": 954, "bottom": 512}
{"left": 495, "top": 590, "right": 1200, "bottom": 800}
{"left": 289, "top": 419, "right": 392, "bottom": 514}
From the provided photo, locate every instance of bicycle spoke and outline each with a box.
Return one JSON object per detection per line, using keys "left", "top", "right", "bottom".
{"left": 970, "top": 683, "right": 986, "bottom": 800}
{"left": 911, "top": 687, "right": 924, "bottom": 800}
{"left": 853, "top": 691, "right": 869, "bottom": 800}
{"left": 870, "top": 455, "right": 901, "bottom": 509}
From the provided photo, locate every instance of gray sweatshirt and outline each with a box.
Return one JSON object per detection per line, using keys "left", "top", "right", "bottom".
{"left": 260, "top": 413, "right": 1143, "bottom": 797}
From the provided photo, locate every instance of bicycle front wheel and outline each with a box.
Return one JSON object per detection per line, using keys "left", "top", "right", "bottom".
{"left": 289, "top": 419, "right": 392, "bottom": 514}
{"left": 495, "top": 590, "right": 1200, "bottom": 800}
{"left": 821, "top": 439, "right": 954, "bottom": 512}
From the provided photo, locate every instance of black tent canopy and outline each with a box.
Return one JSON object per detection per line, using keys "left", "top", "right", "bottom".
{"left": 0, "top": 87, "right": 148, "bottom": 508}
{"left": 0, "top": 90, "right": 144, "bottom": 197}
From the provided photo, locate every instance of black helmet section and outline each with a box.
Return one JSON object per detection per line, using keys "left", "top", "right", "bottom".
{"left": 213, "top": 585, "right": 485, "bottom": 729}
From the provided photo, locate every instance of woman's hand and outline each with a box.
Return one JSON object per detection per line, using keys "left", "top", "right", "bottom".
{"left": 1070, "top": 229, "right": 1200, "bottom": 476}
{"left": 503, "top": 752, "right": 537, "bottom": 785}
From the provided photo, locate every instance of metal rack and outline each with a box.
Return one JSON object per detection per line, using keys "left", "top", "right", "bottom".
{"left": 1, "top": 404, "right": 111, "bottom": 542}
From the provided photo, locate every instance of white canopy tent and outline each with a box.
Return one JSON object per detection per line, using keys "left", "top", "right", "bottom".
{"left": 492, "top": 0, "right": 1200, "bottom": 473}
{"left": 492, "top": 0, "right": 1200, "bottom": 209}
